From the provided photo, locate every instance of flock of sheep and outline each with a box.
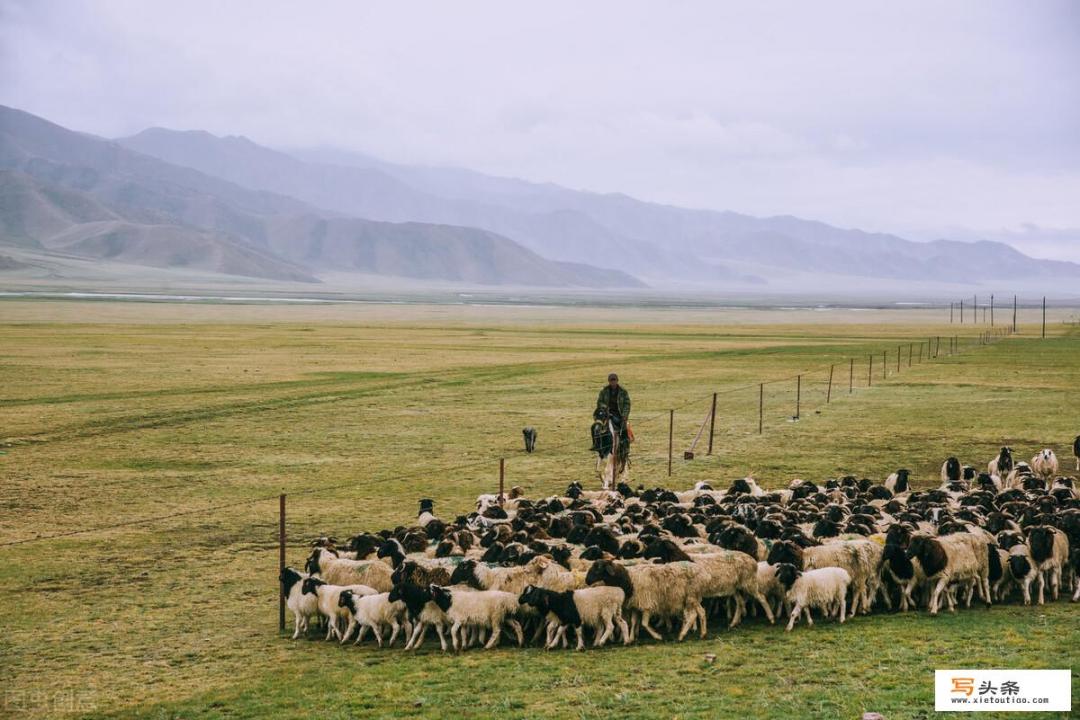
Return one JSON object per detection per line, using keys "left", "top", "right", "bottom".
{"left": 281, "top": 440, "right": 1080, "bottom": 651}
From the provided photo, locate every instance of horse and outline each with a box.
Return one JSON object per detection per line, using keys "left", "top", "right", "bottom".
{"left": 591, "top": 407, "right": 630, "bottom": 489}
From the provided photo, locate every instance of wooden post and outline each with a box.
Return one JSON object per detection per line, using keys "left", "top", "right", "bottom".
{"left": 795, "top": 374, "right": 801, "bottom": 419}
{"left": 1042, "top": 296, "right": 1046, "bottom": 338}
{"left": 918, "top": 343, "right": 923, "bottom": 363}
{"left": 758, "top": 384, "right": 764, "bottom": 434}
{"left": 868, "top": 355, "right": 873, "bottom": 387}
{"left": 848, "top": 358, "right": 853, "bottom": 393}
{"left": 882, "top": 350, "right": 887, "bottom": 379}
{"left": 498, "top": 457, "right": 505, "bottom": 504}
{"left": 668, "top": 409, "right": 674, "bottom": 476}
{"left": 278, "top": 493, "right": 286, "bottom": 633}
{"left": 706, "top": 392, "right": 717, "bottom": 456}
{"left": 908, "top": 343, "right": 913, "bottom": 366}
{"left": 990, "top": 294, "right": 994, "bottom": 326}
{"left": 936, "top": 336, "right": 940, "bottom": 357}
{"left": 960, "top": 299, "right": 964, "bottom": 324}
{"left": 928, "top": 336, "right": 933, "bottom": 358}
{"left": 827, "top": 364, "right": 834, "bottom": 403}
{"left": 896, "top": 345, "right": 901, "bottom": 373}
{"left": 1013, "top": 295, "right": 1017, "bottom": 333}
{"left": 950, "top": 302, "right": 954, "bottom": 323}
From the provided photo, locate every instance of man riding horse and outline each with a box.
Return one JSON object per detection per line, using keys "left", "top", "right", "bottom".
{"left": 592, "top": 373, "right": 631, "bottom": 485}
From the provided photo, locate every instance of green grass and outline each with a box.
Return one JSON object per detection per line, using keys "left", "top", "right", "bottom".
{"left": 0, "top": 300, "right": 1077, "bottom": 720}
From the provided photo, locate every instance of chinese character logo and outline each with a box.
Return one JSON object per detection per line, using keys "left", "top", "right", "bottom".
{"left": 951, "top": 677, "right": 975, "bottom": 697}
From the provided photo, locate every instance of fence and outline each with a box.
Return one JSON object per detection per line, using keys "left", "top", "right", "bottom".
{"left": 0, "top": 309, "right": 1050, "bottom": 633}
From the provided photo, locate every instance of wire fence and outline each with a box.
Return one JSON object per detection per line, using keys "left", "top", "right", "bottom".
{"left": 1, "top": 321, "right": 1025, "bottom": 550}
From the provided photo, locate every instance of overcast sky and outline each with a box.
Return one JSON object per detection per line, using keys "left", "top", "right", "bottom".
{"left": 3, "top": 0, "right": 1079, "bottom": 259}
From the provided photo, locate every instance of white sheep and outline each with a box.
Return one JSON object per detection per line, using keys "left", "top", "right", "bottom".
{"left": 774, "top": 564, "right": 851, "bottom": 630}
{"left": 305, "top": 547, "right": 394, "bottom": 591}
{"left": 338, "top": 590, "right": 410, "bottom": 647}
{"left": 301, "top": 578, "right": 377, "bottom": 641}
{"left": 281, "top": 567, "right": 319, "bottom": 639}
{"left": 429, "top": 585, "right": 524, "bottom": 651}
{"left": 584, "top": 559, "right": 707, "bottom": 642}
{"left": 518, "top": 585, "right": 630, "bottom": 650}
{"left": 905, "top": 533, "right": 991, "bottom": 615}
{"left": 1031, "top": 449, "right": 1059, "bottom": 480}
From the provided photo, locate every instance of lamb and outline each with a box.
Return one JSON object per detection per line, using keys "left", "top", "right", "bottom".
{"left": 766, "top": 539, "right": 882, "bottom": 615}
{"left": 518, "top": 584, "right": 629, "bottom": 650}
{"left": 428, "top": 585, "right": 524, "bottom": 650}
{"left": 1026, "top": 525, "right": 1069, "bottom": 603}
{"left": 1031, "top": 449, "right": 1059, "bottom": 481}
{"left": 300, "top": 577, "right": 378, "bottom": 641}
{"left": 305, "top": 547, "right": 394, "bottom": 592}
{"left": 338, "top": 589, "right": 409, "bottom": 647}
{"left": 774, "top": 563, "right": 851, "bottom": 630}
{"left": 584, "top": 558, "right": 707, "bottom": 642}
{"left": 280, "top": 566, "right": 318, "bottom": 639}
{"left": 905, "top": 533, "right": 992, "bottom": 615}
{"left": 988, "top": 446, "right": 1014, "bottom": 478}
{"left": 389, "top": 582, "right": 451, "bottom": 651}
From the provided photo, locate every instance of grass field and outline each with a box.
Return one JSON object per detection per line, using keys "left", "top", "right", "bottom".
{"left": 0, "top": 299, "right": 1077, "bottom": 720}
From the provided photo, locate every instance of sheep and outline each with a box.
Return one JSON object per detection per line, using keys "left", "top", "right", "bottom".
{"left": 305, "top": 547, "right": 393, "bottom": 592}
{"left": 338, "top": 589, "right": 409, "bottom": 647}
{"left": 429, "top": 585, "right": 524, "bottom": 650}
{"left": 1005, "top": 463, "right": 1034, "bottom": 489}
{"left": 1026, "top": 525, "right": 1069, "bottom": 603}
{"left": 766, "top": 539, "right": 883, "bottom": 615}
{"left": 941, "top": 457, "right": 962, "bottom": 483}
{"left": 1031, "top": 449, "right": 1059, "bottom": 481}
{"left": 447, "top": 557, "right": 547, "bottom": 594}
{"left": 904, "top": 533, "right": 992, "bottom": 615}
{"left": 518, "top": 584, "right": 629, "bottom": 650}
{"left": 879, "top": 543, "right": 926, "bottom": 611}
{"left": 388, "top": 582, "right": 451, "bottom": 651}
{"left": 1006, "top": 544, "right": 1041, "bottom": 605}
{"left": 300, "top": 577, "right": 378, "bottom": 641}
{"left": 391, "top": 559, "right": 451, "bottom": 588}
{"left": 755, "top": 561, "right": 786, "bottom": 619}
{"left": 642, "top": 537, "right": 775, "bottom": 630}
{"left": 530, "top": 555, "right": 588, "bottom": 592}
{"left": 1073, "top": 435, "right": 1080, "bottom": 472}
{"left": 584, "top": 558, "right": 707, "bottom": 642}
{"left": 280, "top": 566, "right": 319, "bottom": 639}
{"left": 774, "top": 564, "right": 851, "bottom": 630}
{"left": 988, "top": 446, "right": 1014, "bottom": 478}
{"left": 885, "top": 469, "right": 911, "bottom": 494}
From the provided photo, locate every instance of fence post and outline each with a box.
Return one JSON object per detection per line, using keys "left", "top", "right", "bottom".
{"left": 278, "top": 493, "right": 286, "bottom": 633}
{"left": 1042, "top": 296, "right": 1046, "bottom": 338}
{"left": 499, "top": 457, "right": 505, "bottom": 504}
{"left": 990, "top": 294, "right": 994, "bottom": 326}
{"left": 918, "top": 342, "right": 923, "bottom": 363}
{"left": 896, "top": 345, "right": 901, "bottom": 373}
{"left": 908, "top": 343, "right": 912, "bottom": 366}
{"left": 795, "top": 374, "right": 801, "bottom": 419}
{"left": 848, "top": 358, "right": 854, "bottom": 393}
{"left": 950, "top": 302, "right": 953, "bottom": 323}
{"left": 936, "top": 336, "right": 941, "bottom": 357}
{"left": 706, "top": 392, "right": 717, "bottom": 456}
{"left": 827, "top": 364, "right": 834, "bottom": 403}
{"left": 668, "top": 409, "right": 674, "bottom": 477}
{"left": 1013, "top": 295, "right": 1017, "bottom": 333}
{"left": 758, "top": 384, "right": 764, "bottom": 434}
{"left": 960, "top": 299, "right": 964, "bottom": 324}
{"left": 882, "top": 350, "right": 887, "bottom": 379}
{"left": 868, "top": 354, "right": 873, "bottom": 387}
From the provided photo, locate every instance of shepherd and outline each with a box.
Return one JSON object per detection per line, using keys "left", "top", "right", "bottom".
{"left": 592, "top": 373, "right": 632, "bottom": 487}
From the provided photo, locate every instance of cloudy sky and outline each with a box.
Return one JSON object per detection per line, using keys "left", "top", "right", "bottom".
{"left": 3, "top": 0, "right": 1079, "bottom": 259}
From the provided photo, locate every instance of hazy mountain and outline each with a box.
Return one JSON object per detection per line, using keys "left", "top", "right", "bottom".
{"left": 119, "top": 127, "right": 1080, "bottom": 288}
{"left": 0, "top": 106, "right": 641, "bottom": 287}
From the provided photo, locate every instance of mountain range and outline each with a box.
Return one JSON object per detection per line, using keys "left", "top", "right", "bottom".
{"left": 2, "top": 104, "right": 1077, "bottom": 292}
